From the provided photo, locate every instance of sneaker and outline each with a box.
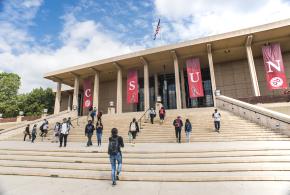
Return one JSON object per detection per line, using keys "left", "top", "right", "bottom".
{"left": 116, "top": 175, "right": 119, "bottom": 180}
{"left": 112, "top": 181, "right": 116, "bottom": 186}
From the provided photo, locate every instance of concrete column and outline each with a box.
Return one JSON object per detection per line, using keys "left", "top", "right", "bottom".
{"left": 114, "top": 63, "right": 123, "bottom": 114}
{"left": 245, "top": 35, "right": 261, "bottom": 96}
{"left": 207, "top": 44, "right": 217, "bottom": 107}
{"left": 141, "top": 57, "right": 150, "bottom": 111}
{"left": 54, "top": 82, "right": 61, "bottom": 114}
{"left": 171, "top": 51, "right": 182, "bottom": 109}
{"left": 154, "top": 73, "right": 159, "bottom": 100}
{"left": 67, "top": 94, "right": 72, "bottom": 111}
{"left": 180, "top": 65, "right": 186, "bottom": 108}
{"left": 92, "top": 69, "right": 100, "bottom": 110}
{"left": 72, "top": 75, "right": 80, "bottom": 112}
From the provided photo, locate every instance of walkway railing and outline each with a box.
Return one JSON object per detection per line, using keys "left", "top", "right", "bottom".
{"left": 216, "top": 95, "right": 290, "bottom": 135}
{"left": 137, "top": 108, "right": 150, "bottom": 130}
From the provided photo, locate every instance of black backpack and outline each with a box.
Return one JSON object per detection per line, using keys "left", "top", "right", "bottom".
{"left": 40, "top": 123, "right": 44, "bottom": 131}
{"left": 108, "top": 137, "right": 119, "bottom": 155}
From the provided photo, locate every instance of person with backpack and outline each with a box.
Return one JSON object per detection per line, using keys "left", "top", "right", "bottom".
{"left": 149, "top": 108, "right": 156, "bottom": 124}
{"left": 67, "top": 117, "right": 74, "bottom": 132}
{"left": 53, "top": 122, "right": 61, "bottom": 143}
{"left": 85, "top": 120, "right": 95, "bottom": 147}
{"left": 90, "top": 108, "right": 96, "bottom": 122}
{"left": 59, "top": 118, "right": 69, "bottom": 147}
{"left": 129, "top": 118, "right": 139, "bottom": 145}
{"left": 212, "top": 109, "right": 221, "bottom": 133}
{"left": 159, "top": 107, "right": 166, "bottom": 124}
{"left": 31, "top": 124, "right": 37, "bottom": 143}
{"left": 173, "top": 116, "right": 183, "bottom": 143}
{"left": 39, "top": 119, "right": 46, "bottom": 137}
{"left": 185, "top": 119, "right": 192, "bottom": 143}
{"left": 23, "top": 124, "right": 31, "bottom": 141}
{"left": 96, "top": 121, "right": 103, "bottom": 147}
{"left": 108, "top": 128, "right": 124, "bottom": 186}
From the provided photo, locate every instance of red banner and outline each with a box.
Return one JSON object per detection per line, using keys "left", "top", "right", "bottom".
{"left": 262, "top": 43, "right": 288, "bottom": 90}
{"left": 127, "top": 69, "right": 138, "bottom": 104}
{"left": 83, "top": 78, "right": 93, "bottom": 108}
{"left": 186, "top": 58, "right": 204, "bottom": 98}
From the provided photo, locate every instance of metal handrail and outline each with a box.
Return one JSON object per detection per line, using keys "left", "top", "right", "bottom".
{"left": 137, "top": 108, "right": 151, "bottom": 130}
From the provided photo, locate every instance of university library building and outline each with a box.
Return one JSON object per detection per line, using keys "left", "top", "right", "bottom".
{"left": 45, "top": 19, "right": 290, "bottom": 116}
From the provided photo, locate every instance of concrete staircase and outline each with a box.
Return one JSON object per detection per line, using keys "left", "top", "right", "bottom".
{"left": 1, "top": 142, "right": 290, "bottom": 181}
{"left": 1, "top": 107, "right": 290, "bottom": 182}
{"left": 6, "top": 107, "right": 290, "bottom": 143}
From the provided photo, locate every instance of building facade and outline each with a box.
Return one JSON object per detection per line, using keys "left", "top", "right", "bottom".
{"left": 45, "top": 19, "right": 290, "bottom": 115}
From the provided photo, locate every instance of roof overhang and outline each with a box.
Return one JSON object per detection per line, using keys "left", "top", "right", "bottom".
{"left": 44, "top": 18, "right": 290, "bottom": 87}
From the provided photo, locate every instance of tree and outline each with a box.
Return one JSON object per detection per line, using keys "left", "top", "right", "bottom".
{"left": 0, "top": 72, "right": 21, "bottom": 117}
{"left": 0, "top": 72, "right": 55, "bottom": 117}
{"left": 19, "top": 88, "right": 55, "bottom": 116}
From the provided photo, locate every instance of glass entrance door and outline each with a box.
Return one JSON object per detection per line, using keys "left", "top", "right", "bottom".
{"left": 158, "top": 74, "right": 177, "bottom": 109}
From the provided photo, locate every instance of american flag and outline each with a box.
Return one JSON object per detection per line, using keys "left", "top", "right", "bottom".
{"left": 153, "top": 19, "right": 161, "bottom": 40}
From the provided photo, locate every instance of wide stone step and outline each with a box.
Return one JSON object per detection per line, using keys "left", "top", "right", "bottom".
{"left": 0, "top": 166, "right": 290, "bottom": 181}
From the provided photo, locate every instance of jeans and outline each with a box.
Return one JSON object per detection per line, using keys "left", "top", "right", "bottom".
{"left": 59, "top": 133, "right": 68, "bottom": 147}
{"left": 24, "top": 133, "right": 31, "bottom": 141}
{"left": 110, "top": 152, "right": 122, "bottom": 182}
{"left": 214, "top": 121, "right": 220, "bottom": 131}
{"left": 150, "top": 114, "right": 155, "bottom": 124}
{"left": 87, "top": 133, "right": 93, "bottom": 146}
{"left": 96, "top": 133, "right": 102, "bottom": 146}
{"left": 175, "top": 128, "right": 181, "bottom": 143}
{"left": 185, "top": 131, "right": 191, "bottom": 143}
{"left": 31, "top": 134, "right": 36, "bottom": 143}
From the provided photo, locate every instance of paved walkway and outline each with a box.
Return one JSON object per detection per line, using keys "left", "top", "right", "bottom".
{"left": 0, "top": 175, "right": 290, "bottom": 195}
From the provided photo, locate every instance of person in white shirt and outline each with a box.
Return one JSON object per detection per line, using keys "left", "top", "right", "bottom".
{"left": 59, "top": 118, "right": 69, "bottom": 147}
{"left": 129, "top": 118, "right": 139, "bottom": 145}
{"left": 212, "top": 109, "right": 221, "bottom": 133}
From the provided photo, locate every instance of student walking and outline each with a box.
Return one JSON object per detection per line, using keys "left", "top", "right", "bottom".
{"left": 90, "top": 108, "right": 96, "bottom": 122}
{"left": 129, "top": 118, "right": 139, "bottom": 145}
{"left": 59, "top": 118, "right": 69, "bottom": 147}
{"left": 97, "top": 111, "right": 103, "bottom": 122}
{"left": 185, "top": 119, "right": 192, "bottom": 143}
{"left": 31, "top": 124, "right": 37, "bottom": 143}
{"left": 67, "top": 117, "right": 74, "bottom": 132}
{"left": 53, "top": 122, "right": 61, "bottom": 143}
{"left": 96, "top": 121, "right": 103, "bottom": 146}
{"left": 40, "top": 119, "right": 49, "bottom": 141}
{"left": 108, "top": 128, "right": 124, "bottom": 186}
{"left": 212, "top": 109, "right": 221, "bottom": 133}
{"left": 173, "top": 116, "right": 183, "bottom": 143}
{"left": 149, "top": 108, "right": 156, "bottom": 124}
{"left": 23, "top": 124, "right": 31, "bottom": 141}
{"left": 85, "top": 120, "right": 95, "bottom": 147}
{"left": 159, "top": 107, "right": 166, "bottom": 124}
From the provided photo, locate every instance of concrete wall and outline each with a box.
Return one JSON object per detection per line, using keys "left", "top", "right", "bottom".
{"left": 215, "top": 52, "right": 290, "bottom": 98}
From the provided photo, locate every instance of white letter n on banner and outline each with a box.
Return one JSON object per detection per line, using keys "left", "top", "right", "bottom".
{"left": 267, "top": 60, "right": 281, "bottom": 73}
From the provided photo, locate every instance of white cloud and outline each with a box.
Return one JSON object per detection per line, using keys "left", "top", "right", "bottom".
{"left": 0, "top": 8, "right": 139, "bottom": 93}
{"left": 154, "top": 0, "right": 290, "bottom": 41}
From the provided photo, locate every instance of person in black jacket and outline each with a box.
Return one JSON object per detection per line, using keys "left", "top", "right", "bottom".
{"left": 85, "top": 120, "right": 95, "bottom": 147}
{"left": 108, "top": 128, "right": 124, "bottom": 186}
{"left": 23, "top": 124, "right": 31, "bottom": 141}
{"left": 129, "top": 118, "right": 139, "bottom": 145}
{"left": 173, "top": 116, "right": 183, "bottom": 143}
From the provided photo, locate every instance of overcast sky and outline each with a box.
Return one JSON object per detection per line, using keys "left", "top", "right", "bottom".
{"left": 0, "top": 0, "right": 290, "bottom": 92}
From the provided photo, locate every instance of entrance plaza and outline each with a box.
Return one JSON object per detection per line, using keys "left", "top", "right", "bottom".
{"left": 45, "top": 19, "right": 290, "bottom": 115}
{"left": 0, "top": 20, "right": 290, "bottom": 195}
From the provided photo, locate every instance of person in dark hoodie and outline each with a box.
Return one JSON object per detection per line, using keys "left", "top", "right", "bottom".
{"left": 85, "top": 120, "right": 95, "bottom": 147}
{"left": 173, "top": 116, "right": 183, "bottom": 143}
{"left": 108, "top": 128, "right": 124, "bottom": 186}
